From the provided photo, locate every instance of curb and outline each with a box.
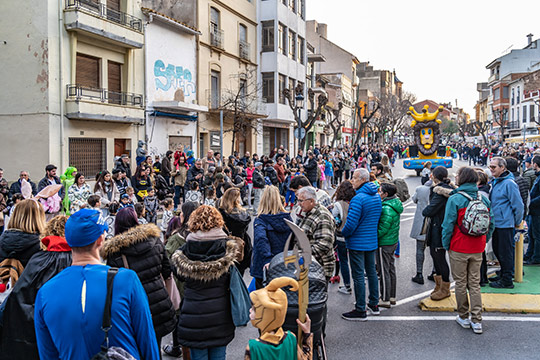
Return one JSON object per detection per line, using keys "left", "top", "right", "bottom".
{"left": 419, "top": 293, "right": 540, "bottom": 313}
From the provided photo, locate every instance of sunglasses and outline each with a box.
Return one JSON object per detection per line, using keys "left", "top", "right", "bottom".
{"left": 489, "top": 165, "right": 498, "bottom": 169}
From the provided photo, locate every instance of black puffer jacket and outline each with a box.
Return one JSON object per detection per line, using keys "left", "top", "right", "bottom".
{"left": 422, "top": 182, "right": 456, "bottom": 248}
{"left": 172, "top": 235, "right": 241, "bottom": 349}
{"left": 304, "top": 157, "right": 318, "bottom": 183}
{"left": 100, "top": 224, "right": 176, "bottom": 338}
{"left": 219, "top": 209, "right": 252, "bottom": 274}
{"left": 0, "top": 230, "right": 41, "bottom": 267}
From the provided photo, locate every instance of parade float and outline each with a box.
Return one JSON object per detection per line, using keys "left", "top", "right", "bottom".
{"left": 404, "top": 105, "right": 453, "bottom": 175}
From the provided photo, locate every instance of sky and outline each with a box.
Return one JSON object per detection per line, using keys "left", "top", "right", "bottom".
{"left": 306, "top": 0, "right": 540, "bottom": 117}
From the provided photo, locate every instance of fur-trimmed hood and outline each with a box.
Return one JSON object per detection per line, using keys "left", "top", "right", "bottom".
{"left": 172, "top": 238, "right": 242, "bottom": 282}
{"left": 432, "top": 182, "right": 457, "bottom": 198}
{"left": 100, "top": 223, "right": 161, "bottom": 258}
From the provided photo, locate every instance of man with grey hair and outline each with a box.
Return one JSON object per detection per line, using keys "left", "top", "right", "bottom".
{"left": 341, "top": 168, "right": 382, "bottom": 321}
{"left": 296, "top": 186, "right": 335, "bottom": 281}
{"left": 488, "top": 156, "right": 524, "bottom": 289}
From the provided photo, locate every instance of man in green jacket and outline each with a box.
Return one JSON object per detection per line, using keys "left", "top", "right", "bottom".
{"left": 377, "top": 182, "right": 403, "bottom": 308}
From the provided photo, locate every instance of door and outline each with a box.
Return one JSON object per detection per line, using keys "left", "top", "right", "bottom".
{"left": 114, "top": 139, "right": 128, "bottom": 157}
{"left": 108, "top": 61, "right": 122, "bottom": 104}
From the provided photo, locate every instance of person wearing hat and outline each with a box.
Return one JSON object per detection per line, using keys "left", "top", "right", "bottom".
{"left": 34, "top": 209, "right": 159, "bottom": 360}
{"left": 114, "top": 154, "right": 132, "bottom": 179}
{"left": 245, "top": 277, "right": 312, "bottom": 360}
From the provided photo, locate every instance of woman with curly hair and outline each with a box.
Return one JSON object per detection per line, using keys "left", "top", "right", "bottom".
{"left": 2, "top": 215, "right": 72, "bottom": 358}
{"left": 172, "top": 205, "right": 243, "bottom": 359}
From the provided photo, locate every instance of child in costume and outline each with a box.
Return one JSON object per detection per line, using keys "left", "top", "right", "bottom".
{"left": 60, "top": 166, "right": 77, "bottom": 215}
{"left": 246, "top": 277, "right": 312, "bottom": 360}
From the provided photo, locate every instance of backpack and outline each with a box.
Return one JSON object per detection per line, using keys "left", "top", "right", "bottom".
{"left": 457, "top": 191, "right": 491, "bottom": 236}
{"left": 264, "top": 176, "right": 272, "bottom": 186}
{"left": 392, "top": 178, "right": 410, "bottom": 202}
{"left": 0, "top": 258, "right": 24, "bottom": 305}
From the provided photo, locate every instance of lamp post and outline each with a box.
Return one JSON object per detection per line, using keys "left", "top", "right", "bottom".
{"left": 294, "top": 87, "right": 304, "bottom": 155}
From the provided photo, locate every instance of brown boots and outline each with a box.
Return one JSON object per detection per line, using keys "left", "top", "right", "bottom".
{"left": 430, "top": 275, "right": 451, "bottom": 301}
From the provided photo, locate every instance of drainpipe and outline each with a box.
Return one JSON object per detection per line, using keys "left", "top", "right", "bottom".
{"left": 58, "top": 0, "right": 65, "bottom": 169}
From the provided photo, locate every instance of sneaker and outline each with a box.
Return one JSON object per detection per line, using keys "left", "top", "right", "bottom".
{"left": 471, "top": 322, "right": 483, "bottom": 334}
{"left": 489, "top": 280, "right": 514, "bottom": 289}
{"left": 455, "top": 315, "right": 471, "bottom": 329}
{"left": 367, "top": 304, "right": 380, "bottom": 315}
{"left": 162, "top": 344, "right": 182, "bottom": 357}
{"left": 342, "top": 309, "right": 367, "bottom": 321}
{"left": 338, "top": 286, "right": 352, "bottom": 294}
{"left": 488, "top": 275, "right": 501, "bottom": 282}
{"left": 379, "top": 300, "right": 391, "bottom": 308}
{"left": 427, "top": 273, "right": 435, "bottom": 282}
{"left": 411, "top": 274, "right": 424, "bottom": 285}
{"left": 390, "top": 297, "right": 397, "bottom": 305}
{"left": 524, "top": 260, "right": 540, "bottom": 266}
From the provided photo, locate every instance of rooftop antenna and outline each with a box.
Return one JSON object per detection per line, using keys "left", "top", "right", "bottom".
{"left": 502, "top": 44, "right": 513, "bottom": 54}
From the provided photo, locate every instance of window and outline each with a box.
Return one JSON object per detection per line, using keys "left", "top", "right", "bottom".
{"left": 239, "top": 24, "right": 249, "bottom": 59}
{"left": 289, "top": 0, "right": 296, "bottom": 12}
{"left": 282, "top": 0, "right": 287, "bottom": 5}
{"left": 69, "top": 138, "right": 106, "bottom": 177}
{"left": 261, "top": 21, "right": 274, "bottom": 52}
{"left": 210, "top": 70, "right": 220, "bottom": 108}
{"left": 239, "top": 24, "right": 247, "bottom": 43}
{"left": 278, "top": 23, "right": 286, "bottom": 55}
{"left": 493, "top": 87, "right": 500, "bottom": 101}
{"left": 210, "top": 7, "right": 220, "bottom": 32}
{"left": 298, "top": 0, "right": 304, "bottom": 18}
{"left": 503, "top": 86, "right": 509, "bottom": 99}
{"left": 76, "top": 53, "right": 100, "bottom": 88}
{"left": 107, "top": 61, "right": 122, "bottom": 104}
{"left": 279, "top": 74, "right": 286, "bottom": 104}
{"left": 531, "top": 104, "right": 535, "bottom": 122}
{"left": 511, "top": 88, "right": 514, "bottom": 105}
{"left": 288, "top": 30, "right": 296, "bottom": 59}
{"left": 511, "top": 108, "right": 514, "bottom": 122}
{"left": 523, "top": 105, "right": 527, "bottom": 123}
{"left": 297, "top": 36, "right": 305, "bottom": 64}
{"left": 517, "top": 107, "right": 520, "bottom": 122}
{"left": 517, "top": 86, "right": 521, "bottom": 104}
{"left": 262, "top": 72, "right": 274, "bottom": 103}
{"left": 288, "top": 78, "right": 295, "bottom": 93}
{"left": 239, "top": 78, "right": 247, "bottom": 108}
{"left": 298, "top": 81, "right": 304, "bottom": 101}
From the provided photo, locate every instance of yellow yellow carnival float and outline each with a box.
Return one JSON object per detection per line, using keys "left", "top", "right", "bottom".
{"left": 404, "top": 105, "right": 453, "bottom": 175}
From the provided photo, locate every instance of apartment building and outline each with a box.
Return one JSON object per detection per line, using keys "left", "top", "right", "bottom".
{"left": 0, "top": 0, "right": 145, "bottom": 180}
{"left": 258, "top": 0, "right": 307, "bottom": 155}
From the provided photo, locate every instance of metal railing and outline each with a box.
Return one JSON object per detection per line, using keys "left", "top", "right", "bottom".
{"left": 210, "top": 27, "right": 224, "bottom": 49}
{"left": 239, "top": 40, "right": 250, "bottom": 61}
{"left": 66, "top": 0, "right": 143, "bottom": 32}
{"left": 67, "top": 84, "right": 143, "bottom": 107}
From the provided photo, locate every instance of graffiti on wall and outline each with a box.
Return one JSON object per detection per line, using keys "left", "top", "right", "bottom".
{"left": 154, "top": 60, "right": 196, "bottom": 97}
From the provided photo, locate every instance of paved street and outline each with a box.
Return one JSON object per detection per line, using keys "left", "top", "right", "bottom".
{"left": 165, "top": 158, "right": 540, "bottom": 360}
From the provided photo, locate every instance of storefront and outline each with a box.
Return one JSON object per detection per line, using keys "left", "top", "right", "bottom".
{"left": 263, "top": 121, "right": 291, "bottom": 155}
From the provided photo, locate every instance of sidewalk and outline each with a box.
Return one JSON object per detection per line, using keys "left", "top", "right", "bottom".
{"left": 419, "top": 267, "right": 540, "bottom": 313}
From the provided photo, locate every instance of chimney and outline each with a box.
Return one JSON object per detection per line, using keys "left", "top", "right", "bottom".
{"left": 317, "top": 23, "right": 327, "bottom": 39}
{"left": 527, "top": 33, "right": 534, "bottom": 45}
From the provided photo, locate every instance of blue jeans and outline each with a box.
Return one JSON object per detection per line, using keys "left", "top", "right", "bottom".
{"left": 349, "top": 249, "right": 379, "bottom": 312}
{"left": 526, "top": 215, "right": 540, "bottom": 262}
{"left": 336, "top": 240, "right": 351, "bottom": 286}
{"left": 285, "top": 190, "right": 295, "bottom": 204}
{"left": 174, "top": 185, "right": 184, "bottom": 209}
{"left": 190, "top": 346, "right": 227, "bottom": 360}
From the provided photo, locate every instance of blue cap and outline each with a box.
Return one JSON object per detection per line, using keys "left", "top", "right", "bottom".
{"left": 65, "top": 209, "right": 109, "bottom": 247}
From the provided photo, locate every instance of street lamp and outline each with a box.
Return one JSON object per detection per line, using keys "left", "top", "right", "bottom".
{"left": 294, "top": 85, "right": 305, "bottom": 153}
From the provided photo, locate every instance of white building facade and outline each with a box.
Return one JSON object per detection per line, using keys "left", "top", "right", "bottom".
{"left": 143, "top": 9, "right": 207, "bottom": 158}
{"left": 257, "top": 0, "right": 307, "bottom": 155}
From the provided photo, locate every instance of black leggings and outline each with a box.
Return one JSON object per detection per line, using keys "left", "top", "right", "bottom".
{"left": 430, "top": 246, "right": 450, "bottom": 282}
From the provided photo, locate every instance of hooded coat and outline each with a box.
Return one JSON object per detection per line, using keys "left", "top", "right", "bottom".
{"left": 172, "top": 233, "right": 242, "bottom": 349}
{"left": 0, "top": 230, "right": 41, "bottom": 267}
{"left": 409, "top": 183, "right": 431, "bottom": 240}
{"left": 100, "top": 224, "right": 176, "bottom": 338}
{"left": 251, "top": 212, "right": 293, "bottom": 279}
{"left": 377, "top": 195, "right": 403, "bottom": 246}
{"left": 422, "top": 182, "right": 456, "bottom": 248}
{"left": 0, "top": 236, "right": 72, "bottom": 360}
{"left": 489, "top": 171, "right": 524, "bottom": 228}
{"left": 219, "top": 208, "right": 252, "bottom": 274}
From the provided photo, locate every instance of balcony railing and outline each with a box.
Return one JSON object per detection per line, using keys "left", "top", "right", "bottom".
{"left": 67, "top": 84, "right": 143, "bottom": 107}
{"left": 210, "top": 27, "right": 224, "bottom": 49}
{"left": 66, "top": 0, "right": 143, "bottom": 32}
{"left": 239, "top": 40, "right": 250, "bottom": 61}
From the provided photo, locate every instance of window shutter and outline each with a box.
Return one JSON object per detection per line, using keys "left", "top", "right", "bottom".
{"left": 108, "top": 0, "right": 120, "bottom": 11}
{"left": 76, "top": 53, "right": 100, "bottom": 88}
{"left": 108, "top": 61, "right": 122, "bottom": 104}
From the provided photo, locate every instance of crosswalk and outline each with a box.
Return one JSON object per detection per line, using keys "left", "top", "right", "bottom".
{"left": 400, "top": 199, "right": 416, "bottom": 222}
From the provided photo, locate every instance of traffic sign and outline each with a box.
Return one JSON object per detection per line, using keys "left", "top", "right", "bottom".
{"left": 294, "top": 128, "right": 306, "bottom": 139}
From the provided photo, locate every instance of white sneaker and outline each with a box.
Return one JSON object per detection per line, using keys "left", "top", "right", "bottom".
{"left": 338, "top": 286, "right": 352, "bottom": 294}
{"left": 471, "top": 321, "right": 483, "bottom": 334}
{"left": 455, "top": 315, "right": 471, "bottom": 329}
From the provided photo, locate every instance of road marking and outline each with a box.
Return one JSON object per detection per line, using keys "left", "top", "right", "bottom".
{"left": 401, "top": 217, "right": 415, "bottom": 222}
{"left": 402, "top": 212, "right": 416, "bottom": 216}
{"left": 367, "top": 316, "right": 540, "bottom": 322}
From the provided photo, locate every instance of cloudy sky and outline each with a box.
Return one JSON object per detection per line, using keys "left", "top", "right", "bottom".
{"left": 306, "top": 0, "right": 540, "bottom": 117}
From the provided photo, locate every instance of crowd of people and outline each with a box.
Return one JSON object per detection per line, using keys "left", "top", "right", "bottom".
{"left": 0, "top": 139, "right": 537, "bottom": 359}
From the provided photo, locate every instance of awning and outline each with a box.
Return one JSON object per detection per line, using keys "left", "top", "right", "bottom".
{"left": 150, "top": 111, "right": 197, "bottom": 121}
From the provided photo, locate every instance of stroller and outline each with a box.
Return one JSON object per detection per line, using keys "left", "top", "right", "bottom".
{"left": 154, "top": 173, "right": 172, "bottom": 200}
{"left": 266, "top": 252, "right": 328, "bottom": 360}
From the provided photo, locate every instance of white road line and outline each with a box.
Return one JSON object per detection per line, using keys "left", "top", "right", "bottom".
{"left": 401, "top": 217, "right": 415, "bottom": 222}
{"left": 402, "top": 212, "right": 416, "bottom": 216}
{"left": 368, "top": 316, "right": 540, "bottom": 322}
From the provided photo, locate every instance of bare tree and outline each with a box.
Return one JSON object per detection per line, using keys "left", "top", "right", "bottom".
{"left": 352, "top": 100, "right": 379, "bottom": 147}
{"left": 377, "top": 91, "right": 416, "bottom": 142}
{"left": 283, "top": 85, "right": 328, "bottom": 152}
{"left": 326, "top": 102, "right": 344, "bottom": 148}
{"left": 219, "top": 69, "right": 262, "bottom": 155}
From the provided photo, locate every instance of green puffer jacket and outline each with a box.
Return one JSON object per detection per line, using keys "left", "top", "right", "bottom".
{"left": 377, "top": 195, "right": 403, "bottom": 246}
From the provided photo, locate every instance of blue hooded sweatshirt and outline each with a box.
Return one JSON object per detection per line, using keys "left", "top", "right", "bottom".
{"left": 251, "top": 212, "right": 292, "bottom": 278}
{"left": 342, "top": 182, "right": 382, "bottom": 251}
{"left": 489, "top": 171, "right": 524, "bottom": 228}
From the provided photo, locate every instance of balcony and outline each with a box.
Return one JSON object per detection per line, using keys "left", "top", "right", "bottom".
{"left": 210, "top": 27, "right": 224, "bottom": 50}
{"left": 64, "top": 0, "right": 144, "bottom": 49}
{"left": 488, "top": 73, "right": 499, "bottom": 83}
{"left": 65, "top": 84, "right": 144, "bottom": 124}
{"left": 239, "top": 40, "right": 250, "bottom": 61}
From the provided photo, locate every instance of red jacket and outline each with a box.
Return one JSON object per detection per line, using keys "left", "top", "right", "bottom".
{"left": 449, "top": 208, "right": 486, "bottom": 254}
{"left": 274, "top": 164, "right": 285, "bottom": 183}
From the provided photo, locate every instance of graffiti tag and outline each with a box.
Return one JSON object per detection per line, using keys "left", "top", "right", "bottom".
{"left": 154, "top": 60, "right": 196, "bottom": 96}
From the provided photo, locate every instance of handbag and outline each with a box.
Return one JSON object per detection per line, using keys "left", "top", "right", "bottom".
{"left": 229, "top": 265, "right": 251, "bottom": 327}
{"left": 91, "top": 268, "right": 136, "bottom": 360}
{"left": 420, "top": 217, "right": 431, "bottom": 236}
